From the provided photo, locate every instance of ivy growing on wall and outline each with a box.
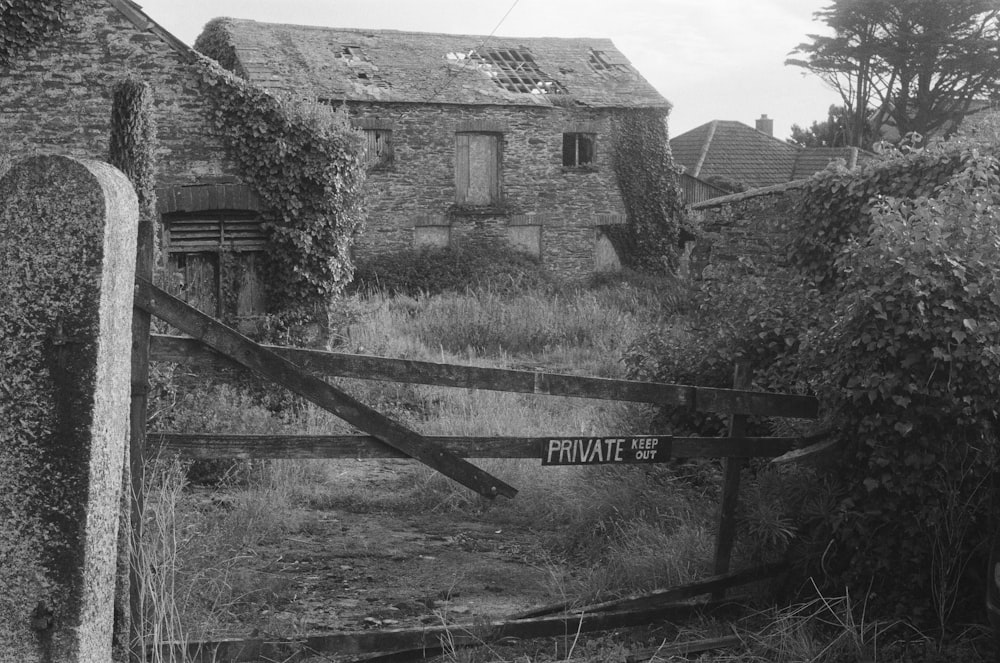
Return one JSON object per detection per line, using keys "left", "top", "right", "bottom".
{"left": 609, "top": 108, "right": 684, "bottom": 273}
{"left": 0, "top": 0, "right": 73, "bottom": 64}
{"left": 192, "top": 52, "right": 367, "bottom": 325}
{"left": 789, "top": 142, "right": 973, "bottom": 288}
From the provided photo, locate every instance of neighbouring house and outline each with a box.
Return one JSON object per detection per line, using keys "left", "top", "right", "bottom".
{"left": 671, "top": 114, "right": 868, "bottom": 203}
{"left": 1, "top": 0, "right": 271, "bottom": 327}
{"left": 197, "top": 19, "right": 676, "bottom": 276}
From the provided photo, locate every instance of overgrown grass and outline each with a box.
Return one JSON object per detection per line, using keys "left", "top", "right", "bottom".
{"left": 139, "top": 267, "right": 992, "bottom": 662}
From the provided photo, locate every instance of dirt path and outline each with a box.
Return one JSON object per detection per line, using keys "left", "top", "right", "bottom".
{"left": 238, "top": 459, "right": 563, "bottom": 637}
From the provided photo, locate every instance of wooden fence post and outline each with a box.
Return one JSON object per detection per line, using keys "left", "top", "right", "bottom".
{"left": 712, "top": 362, "right": 750, "bottom": 590}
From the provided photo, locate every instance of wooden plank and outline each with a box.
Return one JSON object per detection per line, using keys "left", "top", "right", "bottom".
{"left": 150, "top": 600, "right": 726, "bottom": 662}
{"left": 512, "top": 562, "right": 786, "bottom": 619}
{"left": 770, "top": 432, "right": 838, "bottom": 465}
{"left": 625, "top": 635, "right": 743, "bottom": 663}
{"left": 713, "top": 363, "right": 750, "bottom": 587}
{"left": 455, "top": 133, "right": 470, "bottom": 204}
{"left": 152, "top": 433, "right": 810, "bottom": 461}
{"left": 133, "top": 279, "right": 516, "bottom": 500}
{"left": 148, "top": 335, "right": 819, "bottom": 419}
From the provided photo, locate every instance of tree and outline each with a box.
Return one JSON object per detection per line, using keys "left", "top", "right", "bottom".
{"left": 787, "top": 0, "right": 1000, "bottom": 147}
{"left": 789, "top": 104, "right": 859, "bottom": 147}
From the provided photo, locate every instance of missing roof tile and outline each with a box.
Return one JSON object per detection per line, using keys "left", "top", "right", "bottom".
{"left": 588, "top": 49, "right": 632, "bottom": 75}
{"left": 467, "top": 47, "right": 566, "bottom": 95}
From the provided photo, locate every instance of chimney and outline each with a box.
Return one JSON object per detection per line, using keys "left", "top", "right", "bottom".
{"left": 755, "top": 114, "right": 774, "bottom": 137}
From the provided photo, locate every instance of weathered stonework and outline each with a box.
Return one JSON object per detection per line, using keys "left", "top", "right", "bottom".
{"left": 688, "top": 181, "right": 804, "bottom": 278}
{"left": 0, "top": 155, "right": 138, "bottom": 662}
{"left": 0, "top": 0, "right": 236, "bottom": 189}
{"left": 352, "top": 102, "right": 631, "bottom": 277}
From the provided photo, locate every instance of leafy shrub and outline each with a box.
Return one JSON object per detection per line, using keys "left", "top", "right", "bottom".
{"left": 789, "top": 137, "right": 983, "bottom": 289}
{"left": 628, "top": 134, "right": 1000, "bottom": 629}
{"left": 796, "top": 146, "right": 1000, "bottom": 627}
{"left": 624, "top": 258, "right": 820, "bottom": 438}
{"left": 350, "top": 240, "right": 554, "bottom": 296}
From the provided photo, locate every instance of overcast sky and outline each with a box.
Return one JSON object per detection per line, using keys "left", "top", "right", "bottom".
{"left": 135, "top": 0, "right": 840, "bottom": 141}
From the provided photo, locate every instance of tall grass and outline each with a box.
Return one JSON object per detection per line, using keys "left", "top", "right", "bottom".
{"left": 140, "top": 270, "right": 731, "bottom": 652}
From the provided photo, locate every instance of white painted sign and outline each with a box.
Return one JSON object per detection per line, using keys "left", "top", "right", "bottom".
{"left": 541, "top": 436, "right": 671, "bottom": 465}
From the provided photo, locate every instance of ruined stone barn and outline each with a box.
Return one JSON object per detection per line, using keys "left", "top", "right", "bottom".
{"left": 199, "top": 20, "right": 675, "bottom": 275}
{"left": 0, "top": 0, "right": 278, "bottom": 324}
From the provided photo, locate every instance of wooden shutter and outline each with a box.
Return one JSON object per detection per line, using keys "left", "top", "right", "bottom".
{"left": 456, "top": 133, "right": 500, "bottom": 205}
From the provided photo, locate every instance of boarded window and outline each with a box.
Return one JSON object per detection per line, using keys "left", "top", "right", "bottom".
{"left": 414, "top": 225, "right": 451, "bottom": 249}
{"left": 563, "top": 133, "right": 595, "bottom": 167}
{"left": 164, "top": 212, "right": 267, "bottom": 329}
{"left": 507, "top": 224, "right": 541, "bottom": 258}
{"left": 364, "top": 128, "right": 394, "bottom": 169}
{"left": 455, "top": 133, "right": 502, "bottom": 206}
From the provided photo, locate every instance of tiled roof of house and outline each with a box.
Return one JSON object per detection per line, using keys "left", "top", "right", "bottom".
{"left": 207, "top": 18, "right": 671, "bottom": 108}
{"left": 672, "top": 120, "right": 872, "bottom": 189}
{"left": 670, "top": 120, "right": 799, "bottom": 189}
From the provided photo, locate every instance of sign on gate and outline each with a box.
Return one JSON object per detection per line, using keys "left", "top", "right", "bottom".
{"left": 541, "top": 436, "right": 672, "bottom": 466}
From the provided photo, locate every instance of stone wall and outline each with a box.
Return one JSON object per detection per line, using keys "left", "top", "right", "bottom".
{"left": 688, "top": 181, "right": 805, "bottom": 278}
{"left": 351, "top": 102, "right": 630, "bottom": 277}
{"left": 1, "top": 1, "right": 645, "bottom": 283}
{"left": 0, "top": 0, "right": 236, "bottom": 189}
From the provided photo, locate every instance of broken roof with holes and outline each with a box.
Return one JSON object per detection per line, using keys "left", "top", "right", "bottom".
{"left": 205, "top": 19, "right": 670, "bottom": 108}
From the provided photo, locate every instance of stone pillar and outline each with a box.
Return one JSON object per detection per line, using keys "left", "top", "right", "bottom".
{"left": 0, "top": 156, "right": 139, "bottom": 662}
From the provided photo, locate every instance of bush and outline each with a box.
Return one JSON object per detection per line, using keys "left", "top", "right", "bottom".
{"left": 350, "top": 241, "right": 554, "bottom": 296}
{"left": 627, "top": 135, "right": 1000, "bottom": 630}
{"left": 797, "top": 146, "right": 1000, "bottom": 627}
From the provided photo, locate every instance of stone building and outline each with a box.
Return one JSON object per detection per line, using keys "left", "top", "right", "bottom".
{"left": 1, "top": 0, "right": 270, "bottom": 322}
{"left": 199, "top": 19, "right": 674, "bottom": 276}
{"left": 2, "top": 1, "right": 676, "bottom": 325}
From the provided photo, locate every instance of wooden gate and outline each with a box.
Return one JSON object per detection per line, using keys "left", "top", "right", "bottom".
{"left": 131, "top": 279, "right": 823, "bottom": 661}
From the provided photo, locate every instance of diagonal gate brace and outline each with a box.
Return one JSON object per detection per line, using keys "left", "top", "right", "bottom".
{"left": 134, "top": 278, "right": 516, "bottom": 499}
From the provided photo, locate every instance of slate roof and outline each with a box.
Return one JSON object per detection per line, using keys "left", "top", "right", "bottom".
{"left": 671, "top": 120, "right": 869, "bottom": 189}
{"left": 208, "top": 18, "right": 671, "bottom": 109}
{"left": 670, "top": 120, "right": 799, "bottom": 189}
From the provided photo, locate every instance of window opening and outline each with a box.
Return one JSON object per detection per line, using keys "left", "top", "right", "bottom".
{"left": 563, "top": 133, "right": 595, "bottom": 167}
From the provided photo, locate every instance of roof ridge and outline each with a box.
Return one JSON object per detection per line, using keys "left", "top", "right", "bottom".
{"left": 222, "top": 17, "right": 618, "bottom": 45}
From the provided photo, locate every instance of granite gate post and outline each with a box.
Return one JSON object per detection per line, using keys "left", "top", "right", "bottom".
{"left": 0, "top": 156, "right": 139, "bottom": 662}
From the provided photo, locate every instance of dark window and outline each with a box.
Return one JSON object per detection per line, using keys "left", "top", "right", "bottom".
{"left": 364, "top": 128, "right": 394, "bottom": 169}
{"left": 563, "top": 133, "right": 595, "bottom": 167}
{"left": 455, "top": 133, "right": 502, "bottom": 205}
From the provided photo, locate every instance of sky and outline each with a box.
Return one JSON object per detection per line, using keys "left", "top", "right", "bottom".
{"left": 134, "top": 0, "right": 841, "bottom": 141}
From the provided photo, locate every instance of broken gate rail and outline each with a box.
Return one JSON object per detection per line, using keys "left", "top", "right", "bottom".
{"left": 154, "top": 431, "right": 832, "bottom": 462}
{"left": 149, "top": 334, "right": 819, "bottom": 419}
{"left": 147, "top": 562, "right": 782, "bottom": 662}
{"left": 133, "top": 278, "right": 516, "bottom": 499}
